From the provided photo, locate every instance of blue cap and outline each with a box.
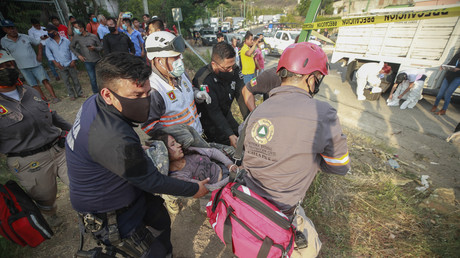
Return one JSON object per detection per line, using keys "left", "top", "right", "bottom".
{"left": 0, "top": 20, "right": 15, "bottom": 27}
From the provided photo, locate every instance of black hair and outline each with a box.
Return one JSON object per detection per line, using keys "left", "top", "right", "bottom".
{"left": 122, "top": 18, "right": 132, "bottom": 26}
{"left": 244, "top": 31, "right": 253, "bottom": 41}
{"left": 133, "top": 18, "right": 139, "bottom": 23}
{"left": 49, "top": 16, "right": 59, "bottom": 22}
{"left": 72, "top": 20, "right": 86, "bottom": 31}
{"left": 212, "top": 42, "right": 236, "bottom": 62}
{"left": 143, "top": 14, "right": 150, "bottom": 18}
{"left": 96, "top": 53, "right": 152, "bottom": 91}
{"left": 106, "top": 17, "right": 116, "bottom": 24}
{"left": 88, "top": 13, "right": 95, "bottom": 18}
{"left": 147, "top": 18, "right": 164, "bottom": 32}
{"left": 30, "top": 18, "right": 39, "bottom": 25}
{"left": 152, "top": 131, "right": 170, "bottom": 149}
{"left": 216, "top": 32, "right": 223, "bottom": 38}
{"left": 254, "top": 36, "right": 259, "bottom": 42}
{"left": 69, "top": 16, "right": 75, "bottom": 20}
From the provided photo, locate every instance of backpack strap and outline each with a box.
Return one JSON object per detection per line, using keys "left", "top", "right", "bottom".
{"left": 233, "top": 111, "right": 253, "bottom": 163}
{"left": 195, "top": 66, "right": 212, "bottom": 88}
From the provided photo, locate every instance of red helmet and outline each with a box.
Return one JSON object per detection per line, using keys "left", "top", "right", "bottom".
{"left": 276, "top": 42, "right": 328, "bottom": 76}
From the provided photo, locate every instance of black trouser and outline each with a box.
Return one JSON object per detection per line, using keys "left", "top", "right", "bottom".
{"left": 92, "top": 193, "right": 172, "bottom": 257}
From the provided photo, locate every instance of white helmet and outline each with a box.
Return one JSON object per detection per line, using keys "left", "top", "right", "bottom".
{"left": 145, "top": 31, "right": 185, "bottom": 60}
{"left": 0, "top": 49, "right": 15, "bottom": 64}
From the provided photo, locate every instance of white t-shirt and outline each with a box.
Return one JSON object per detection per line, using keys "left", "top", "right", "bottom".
{"left": 28, "top": 26, "right": 48, "bottom": 46}
{"left": 2, "top": 89, "right": 20, "bottom": 101}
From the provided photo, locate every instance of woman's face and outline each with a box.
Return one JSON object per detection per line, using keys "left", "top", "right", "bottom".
{"left": 167, "top": 135, "right": 184, "bottom": 161}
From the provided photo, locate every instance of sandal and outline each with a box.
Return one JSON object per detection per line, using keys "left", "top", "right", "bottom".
{"left": 51, "top": 98, "right": 61, "bottom": 104}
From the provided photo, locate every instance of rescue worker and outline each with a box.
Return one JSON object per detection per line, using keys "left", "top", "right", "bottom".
{"left": 142, "top": 31, "right": 208, "bottom": 141}
{"left": 193, "top": 42, "right": 247, "bottom": 148}
{"left": 387, "top": 69, "right": 426, "bottom": 109}
{"left": 242, "top": 42, "right": 350, "bottom": 257}
{"left": 355, "top": 62, "right": 391, "bottom": 101}
{"left": 0, "top": 48, "right": 71, "bottom": 227}
{"left": 65, "top": 53, "right": 209, "bottom": 257}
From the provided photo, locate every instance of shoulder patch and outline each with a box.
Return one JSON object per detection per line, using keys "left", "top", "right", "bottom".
{"left": 250, "top": 78, "right": 257, "bottom": 87}
{"left": 251, "top": 118, "right": 274, "bottom": 145}
{"left": 167, "top": 90, "right": 176, "bottom": 101}
{"left": 0, "top": 105, "right": 8, "bottom": 115}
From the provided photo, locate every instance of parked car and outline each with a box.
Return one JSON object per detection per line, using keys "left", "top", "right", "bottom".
{"left": 264, "top": 30, "right": 321, "bottom": 55}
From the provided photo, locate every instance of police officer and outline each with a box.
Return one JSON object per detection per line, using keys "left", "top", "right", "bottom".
{"left": 242, "top": 42, "right": 351, "bottom": 257}
{"left": 193, "top": 42, "right": 248, "bottom": 148}
{"left": 142, "top": 31, "right": 207, "bottom": 140}
{"left": 0, "top": 48, "right": 71, "bottom": 227}
{"left": 65, "top": 53, "right": 209, "bottom": 257}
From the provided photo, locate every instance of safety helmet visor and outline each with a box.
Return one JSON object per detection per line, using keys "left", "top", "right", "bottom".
{"left": 146, "top": 35, "right": 185, "bottom": 55}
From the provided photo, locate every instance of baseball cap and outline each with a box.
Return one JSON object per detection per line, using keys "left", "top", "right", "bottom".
{"left": 46, "top": 24, "right": 58, "bottom": 31}
{"left": 0, "top": 20, "right": 15, "bottom": 27}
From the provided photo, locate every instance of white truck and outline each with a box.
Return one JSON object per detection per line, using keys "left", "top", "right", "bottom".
{"left": 210, "top": 17, "right": 219, "bottom": 32}
{"left": 222, "top": 22, "right": 231, "bottom": 33}
{"left": 331, "top": 5, "right": 460, "bottom": 92}
{"left": 264, "top": 30, "right": 322, "bottom": 55}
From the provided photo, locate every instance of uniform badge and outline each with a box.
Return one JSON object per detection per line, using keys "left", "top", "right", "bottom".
{"left": 251, "top": 118, "right": 274, "bottom": 145}
{"left": 29, "top": 161, "right": 41, "bottom": 173}
{"left": 167, "top": 90, "right": 176, "bottom": 101}
{"left": 250, "top": 78, "right": 257, "bottom": 87}
{"left": 0, "top": 105, "right": 8, "bottom": 115}
{"left": 33, "top": 96, "right": 44, "bottom": 102}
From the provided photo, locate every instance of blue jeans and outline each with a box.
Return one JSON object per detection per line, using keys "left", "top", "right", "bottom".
{"left": 243, "top": 73, "right": 255, "bottom": 84}
{"left": 84, "top": 62, "right": 98, "bottom": 93}
{"left": 434, "top": 77, "right": 460, "bottom": 110}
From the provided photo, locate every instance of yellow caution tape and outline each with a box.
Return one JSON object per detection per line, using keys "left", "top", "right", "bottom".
{"left": 302, "top": 6, "right": 460, "bottom": 30}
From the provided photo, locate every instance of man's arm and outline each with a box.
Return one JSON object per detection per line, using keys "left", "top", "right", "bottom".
{"left": 142, "top": 90, "right": 166, "bottom": 136}
{"left": 51, "top": 111, "right": 72, "bottom": 131}
{"left": 242, "top": 85, "right": 256, "bottom": 111}
{"left": 88, "top": 130, "right": 207, "bottom": 197}
{"left": 127, "top": 35, "right": 135, "bottom": 54}
{"left": 70, "top": 36, "right": 83, "bottom": 61}
{"left": 398, "top": 81, "right": 415, "bottom": 99}
{"left": 103, "top": 36, "right": 110, "bottom": 56}
{"left": 245, "top": 38, "right": 260, "bottom": 57}
{"left": 388, "top": 83, "right": 398, "bottom": 100}
{"left": 319, "top": 106, "right": 350, "bottom": 175}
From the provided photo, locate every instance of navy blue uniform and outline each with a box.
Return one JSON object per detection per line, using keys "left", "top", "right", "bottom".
{"left": 66, "top": 94, "right": 199, "bottom": 255}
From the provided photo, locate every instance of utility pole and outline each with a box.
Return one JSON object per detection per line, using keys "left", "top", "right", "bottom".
{"left": 143, "top": 0, "right": 148, "bottom": 15}
{"left": 298, "top": 0, "right": 321, "bottom": 42}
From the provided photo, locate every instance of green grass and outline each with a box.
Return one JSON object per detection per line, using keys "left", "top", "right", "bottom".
{"left": 300, "top": 133, "right": 460, "bottom": 257}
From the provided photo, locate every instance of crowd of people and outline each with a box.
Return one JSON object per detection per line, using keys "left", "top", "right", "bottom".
{"left": 0, "top": 9, "right": 458, "bottom": 258}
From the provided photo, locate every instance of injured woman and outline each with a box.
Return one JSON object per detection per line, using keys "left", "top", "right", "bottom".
{"left": 151, "top": 132, "right": 237, "bottom": 191}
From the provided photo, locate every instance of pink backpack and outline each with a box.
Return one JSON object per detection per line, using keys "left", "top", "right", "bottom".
{"left": 206, "top": 182, "right": 295, "bottom": 258}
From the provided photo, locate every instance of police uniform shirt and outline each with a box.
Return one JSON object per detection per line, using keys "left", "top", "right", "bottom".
{"left": 0, "top": 85, "right": 71, "bottom": 154}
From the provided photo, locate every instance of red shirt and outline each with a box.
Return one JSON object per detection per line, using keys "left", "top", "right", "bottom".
{"left": 57, "top": 24, "right": 68, "bottom": 39}
{"left": 86, "top": 22, "right": 99, "bottom": 35}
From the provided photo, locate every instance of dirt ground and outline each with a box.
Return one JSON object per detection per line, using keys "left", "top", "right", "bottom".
{"left": 12, "top": 57, "right": 460, "bottom": 257}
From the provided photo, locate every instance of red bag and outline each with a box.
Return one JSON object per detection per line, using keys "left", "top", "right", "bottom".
{"left": 206, "top": 182, "right": 295, "bottom": 258}
{"left": 0, "top": 180, "right": 53, "bottom": 247}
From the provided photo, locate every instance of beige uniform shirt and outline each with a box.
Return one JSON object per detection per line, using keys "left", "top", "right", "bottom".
{"left": 242, "top": 86, "right": 350, "bottom": 211}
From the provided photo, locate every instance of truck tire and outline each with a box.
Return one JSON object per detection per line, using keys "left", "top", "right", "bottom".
{"left": 346, "top": 60, "right": 357, "bottom": 82}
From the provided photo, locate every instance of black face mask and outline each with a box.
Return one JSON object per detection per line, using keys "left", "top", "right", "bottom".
{"left": 217, "top": 70, "right": 234, "bottom": 82}
{"left": 0, "top": 68, "right": 20, "bottom": 87}
{"left": 108, "top": 26, "right": 116, "bottom": 33}
{"left": 109, "top": 89, "right": 150, "bottom": 123}
{"left": 306, "top": 74, "right": 323, "bottom": 97}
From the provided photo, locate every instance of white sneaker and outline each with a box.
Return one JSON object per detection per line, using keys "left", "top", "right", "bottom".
{"left": 357, "top": 96, "right": 366, "bottom": 101}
